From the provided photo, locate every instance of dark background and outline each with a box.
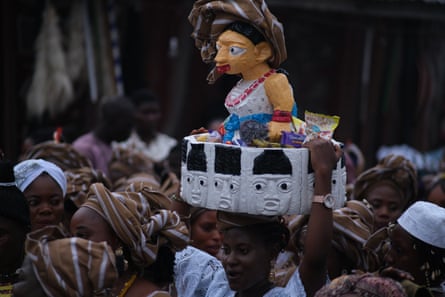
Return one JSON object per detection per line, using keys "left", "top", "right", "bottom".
{"left": 2, "top": 0, "right": 445, "bottom": 170}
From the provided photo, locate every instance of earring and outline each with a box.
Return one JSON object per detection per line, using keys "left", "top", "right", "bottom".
{"left": 115, "top": 246, "right": 128, "bottom": 274}
{"left": 269, "top": 259, "right": 276, "bottom": 283}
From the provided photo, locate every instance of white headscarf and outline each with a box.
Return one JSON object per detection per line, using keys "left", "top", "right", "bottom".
{"left": 14, "top": 159, "right": 67, "bottom": 196}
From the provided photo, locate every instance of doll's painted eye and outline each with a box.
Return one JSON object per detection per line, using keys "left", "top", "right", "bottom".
{"left": 216, "top": 43, "right": 221, "bottom": 51}
{"left": 229, "top": 46, "right": 246, "bottom": 56}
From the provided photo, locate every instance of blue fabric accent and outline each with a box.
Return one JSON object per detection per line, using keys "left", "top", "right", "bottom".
{"left": 222, "top": 114, "right": 239, "bottom": 143}
{"left": 223, "top": 113, "right": 272, "bottom": 143}
{"left": 292, "top": 102, "right": 298, "bottom": 117}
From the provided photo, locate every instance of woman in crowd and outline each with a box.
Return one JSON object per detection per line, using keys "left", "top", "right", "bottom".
{"left": 12, "top": 225, "right": 118, "bottom": 297}
{"left": 14, "top": 158, "right": 67, "bottom": 231}
{"left": 0, "top": 157, "right": 30, "bottom": 297}
{"left": 381, "top": 201, "right": 445, "bottom": 296}
{"left": 203, "top": 137, "right": 342, "bottom": 297}
{"left": 423, "top": 172, "right": 445, "bottom": 208}
{"left": 70, "top": 182, "right": 189, "bottom": 296}
{"left": 187, "top": 207, "right": 223, "bottom": 258}
{"left": 351, "top": 154, "right": 418, "bottom": 232}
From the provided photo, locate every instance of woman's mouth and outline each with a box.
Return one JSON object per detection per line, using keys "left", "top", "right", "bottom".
{"left": 216, "top": 64, "right": 231, "bottom": 73}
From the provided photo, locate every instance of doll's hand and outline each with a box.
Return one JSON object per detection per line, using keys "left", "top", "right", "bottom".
{"left": 268, "top": 121, "right": 290, "bottom": 142}
{"left": 189, "top": 127, "right": 208, "bottom": 135}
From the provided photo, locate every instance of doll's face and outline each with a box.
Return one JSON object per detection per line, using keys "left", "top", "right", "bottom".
{"left": 214, "top": 30, "right": 260, "bottom": 75}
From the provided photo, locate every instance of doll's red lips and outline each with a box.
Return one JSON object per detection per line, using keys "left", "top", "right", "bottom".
{"left": 216, "top": 64, "right": 230, "bottom": 73}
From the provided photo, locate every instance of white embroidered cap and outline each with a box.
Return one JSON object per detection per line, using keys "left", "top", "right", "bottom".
{"left": 14, "top": 159, "right": 67, "bottom": 196}
{"left": 397, "top": 201, "right": 445, "bottom": 249}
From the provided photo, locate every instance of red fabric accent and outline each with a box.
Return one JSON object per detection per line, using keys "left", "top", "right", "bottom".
{"left": 218, "top": 125, "right": 226, "bottom": 137}
{"left": 272, "top": 110, "right": 292, "bottom": 122}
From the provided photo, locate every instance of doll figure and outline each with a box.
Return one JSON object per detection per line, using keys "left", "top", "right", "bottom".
{"left": 189, "top": 1, "right": 298, "bottom": 145}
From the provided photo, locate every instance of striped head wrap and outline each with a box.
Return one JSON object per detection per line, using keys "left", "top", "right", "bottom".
{"left": 287, "top": 201, "right": 378, "bottom": 272}
{"left": 352, "top": 154, "right": 418, "bottom": 208}
{"left": 22, "top": 140, "right": 92, "bottom": 171}
{"left": 24, "top": 225, "right": 117, "bottom": 297}
{"left": 188, "top": 0, "right": 287, "bottom": 83}
{"left": 125, "top": 181, "right": 172, "bottom": 211}
{"left": 314, "top": 273, "right": 407, "bottom": 297}
{"left": 108, "top": 147, "right": 156, "bottom": 185}
{"left": 332, "top": 200, "right": 379, "bottom": 272}
{"left": 82, "top": 183, "right": 189, "bottom": 267}
{"left": 113, "top": 172, "right": 161, "bottom": 192}
{"left": 14, "top": 158, "right": 67, "bottom": 196}
{"left": 65, "top": 167, "right": 113, "bottom": 207}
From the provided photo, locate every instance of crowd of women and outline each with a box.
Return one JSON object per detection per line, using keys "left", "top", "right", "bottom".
{"left": 1, "top": 123, "right": 445, "bottom": 297}
{"left": 1, "top": 0, "right": 445, "bottom": 295}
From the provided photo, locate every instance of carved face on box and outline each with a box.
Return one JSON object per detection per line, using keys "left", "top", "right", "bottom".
{"left": 183, "top": 143, "right": 209, "bottom": 206}
{"left": 180, "top": 135, "right": 346, "bottom": 215}
{"left": 251, "top": 150, "right": 293, "bottom": 215}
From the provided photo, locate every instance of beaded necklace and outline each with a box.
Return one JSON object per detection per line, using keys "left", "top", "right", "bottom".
{"left": 225, "top": 69, "right": 276, "bottom": 108}
{"left": 118, "top": 274, "right": 137, "bottom": 297}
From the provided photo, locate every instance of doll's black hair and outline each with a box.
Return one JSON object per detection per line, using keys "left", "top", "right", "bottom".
{"left": 225, "top": 21, "right": 265, "bottom": 45}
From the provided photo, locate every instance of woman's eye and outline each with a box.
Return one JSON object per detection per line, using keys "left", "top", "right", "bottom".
{"left": 229, "top": 46, "right": 246, "bottom": 56}
{"left": 74, "top": 232, "right": 88, "bottom": 239}
{"left": 50, "top": 198, "right": 62, "bottom": 206}
{"left": 240, "top": 248, "right": 249, "bottom": 255}
{"left": 27, "top": 199, "right": 39, "bottom": 207}
{"left": 221, "top": 246, "right": 230, "bottom": 255}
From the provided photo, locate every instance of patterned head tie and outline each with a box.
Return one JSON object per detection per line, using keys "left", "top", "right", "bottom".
{"left": 22, "top": 141, "right": 92, "bottom": 171}
{"left": 188, "top": 0, "right": 287, "bottom": 83}
{"left": 352, "top": 154, "right": 418, "bottom": 207}
{"left": 82, "top": 183, "right": 189, "bottom": 267}
{"left": 24, "top": 225, "right": 118, "bottom": 297}
{"left": 65, "top": 167, "right": 113, "bottom": 208}
{"left": 314, "top": 272, "right": 407, "bottom": 297}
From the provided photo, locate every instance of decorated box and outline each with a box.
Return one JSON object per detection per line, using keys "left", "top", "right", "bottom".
{"left": 180, "top": 134, "right": 346, "bottom": 215}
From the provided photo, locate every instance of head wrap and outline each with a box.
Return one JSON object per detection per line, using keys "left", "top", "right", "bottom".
{"left": 287, "top": 201, "right": 378, "bottom": 272}
{"left": 65, "top": 167, "right": 112, "bottom": 207}
{"left": 82, "top": 183, "right": 189, "bottom": 267}
{"left": 22, "top": 141, "right": 92, "bottom": 171}
{"left": 14, "top": 159, "right": 67, "bottom": 196}
{"left": 314, "top": 273, "right": 407, "bottom": 297}
{"left": 0, "top": 160, "right": 30, "bottom": 227}
{"left": 113, "top": 172, "right": 160, "bottom": 192}
{"left": 125, "top": 181, "right": 172, "bottom": 211}
{"left": 108, "top": 147, "right": 156, "bottom": 185}
{"left": 188, "top": 0, "right": 287, "bottom": 83}
{"left": 217, "top": 211, "right": 282, "bottom": 231}
{"left": 25, "top": 225, "right": 117, "bottom": 297}
{"left": 332, "top": 200, "right": 378, "bottom": 272}
{"left": 398, "top": 201, "right": 445, "bottom": 249}
{"left": 352, "top": 154, "right": 418, "bottom": 208}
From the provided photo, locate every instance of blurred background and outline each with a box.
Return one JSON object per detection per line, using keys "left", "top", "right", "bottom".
{"left": 1, "top": 0, "right": 445, "bottom": 171}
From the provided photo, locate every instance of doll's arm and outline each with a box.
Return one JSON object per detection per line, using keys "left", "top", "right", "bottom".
{"left": 264, "top": 73, "right": 295, "bottom": 142}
